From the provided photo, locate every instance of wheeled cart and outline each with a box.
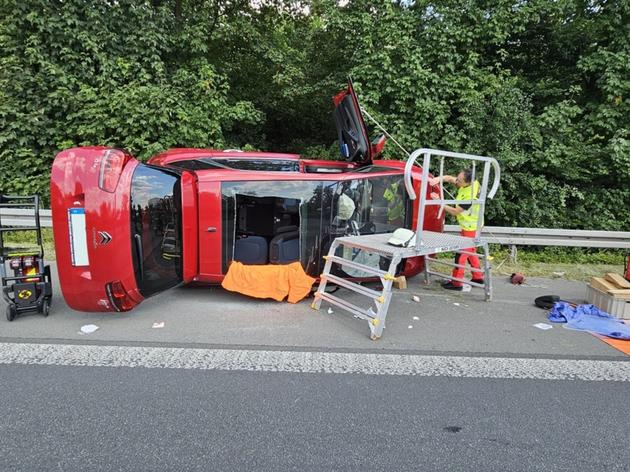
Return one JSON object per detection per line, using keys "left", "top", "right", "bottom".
{"left": 1, "top": 195, "right": 53, "bottom": 321}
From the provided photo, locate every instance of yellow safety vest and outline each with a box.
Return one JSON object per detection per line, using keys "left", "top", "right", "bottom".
{"left": 455, "top": 181, "right": 481, "bottom": 231}
{"left": 383, "top": 182, "right": 404, "bottom": 222}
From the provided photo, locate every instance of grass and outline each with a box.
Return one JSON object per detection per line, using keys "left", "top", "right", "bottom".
{"left": 3, "top": 228, "right": 56, "bottom": 259}
{"left": 427, "top": 245, "right": 626, "bottom": 282}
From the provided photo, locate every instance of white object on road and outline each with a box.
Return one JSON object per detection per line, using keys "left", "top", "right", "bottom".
{"left": 412, "top": 295, "right": 420, "bottom": 303}
{"left": 408, "top": 325, "right": 413, "bottom": 329}
{"left": 461, "top": 284, "right": 471, "bottom": 292}
{"left": 80, "top": 324, "right": 99, "bottom": 334}
{"left": 413, "top": 316, "right": 419, "bottom": 321}
{"left": 327, "top": 308, "right": 334, "bottom": 314}
{"left": 152, "top": 322, "right": 165, "bottom": 329}
{"left": 453, "top": 302, "right": 461, "bottom": 306}
{"left": 533, "top": 323, "right": 553, "bottom": 330}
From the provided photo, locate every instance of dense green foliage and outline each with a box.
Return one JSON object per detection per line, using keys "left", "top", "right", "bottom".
{"left": 1, "top": 0, "right": 628, "bottom": 230}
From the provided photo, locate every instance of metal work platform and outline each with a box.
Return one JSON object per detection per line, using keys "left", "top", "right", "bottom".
{"left": 312, "top": 148, "right": 501, "bottom": 339}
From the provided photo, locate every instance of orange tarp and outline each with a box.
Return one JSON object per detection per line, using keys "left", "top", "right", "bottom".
{"left": 594, "top": 332, "right": 630, "bottom": 357}
{"left": 221, "top": 261, "right": 316, "bottom": 303}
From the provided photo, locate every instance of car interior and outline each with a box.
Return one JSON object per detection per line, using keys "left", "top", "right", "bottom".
{"left": 233, "top": 195, "right": 301, "bottom": 265}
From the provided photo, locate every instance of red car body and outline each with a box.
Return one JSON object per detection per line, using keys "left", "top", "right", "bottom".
{"left": 51, "top": 82, "right": 442, "bottom": 312}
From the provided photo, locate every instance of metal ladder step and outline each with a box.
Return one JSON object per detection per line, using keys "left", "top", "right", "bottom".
{"left": 324, "top": 255, "right": 391, "bottom": 279}
{"left": 0, "top": 227, "right": 39, "bottom": 232}
{"left": 321, "top": 273, "right": 386, "bottom": 303}
{"left": 314, "top": 291, "right": 374, "bottom": 321}
{"left": 0, "top": 203, "right": 37, "bottom": 207}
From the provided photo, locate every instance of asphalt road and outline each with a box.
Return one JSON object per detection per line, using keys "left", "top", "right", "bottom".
{"left": 1, "top": 264, "right": 629, "bottom": 471}
{"left": 1, "top": 362, "right": 629, "bottom": 472}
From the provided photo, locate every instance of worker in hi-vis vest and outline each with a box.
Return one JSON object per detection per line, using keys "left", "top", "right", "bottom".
{"left": 429, "top": 169, "right": 484, "bottom": 291}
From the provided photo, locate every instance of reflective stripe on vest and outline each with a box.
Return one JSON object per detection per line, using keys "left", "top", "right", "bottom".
{"left": 455, "top": 181, "right": 480, "bottom": 231}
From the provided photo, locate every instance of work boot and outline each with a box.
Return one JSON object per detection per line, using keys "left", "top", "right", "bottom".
{"left": 441, "top": 281, "right": 463, "bottom": 291}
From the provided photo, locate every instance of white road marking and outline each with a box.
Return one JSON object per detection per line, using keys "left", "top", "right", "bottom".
{"left": 0, "top": 342, "right": 629, "bottom": 382}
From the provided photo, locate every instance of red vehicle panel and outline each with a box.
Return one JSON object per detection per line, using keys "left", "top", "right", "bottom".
{"left": 50, "top": 82, "right": 443, "bottom": 313}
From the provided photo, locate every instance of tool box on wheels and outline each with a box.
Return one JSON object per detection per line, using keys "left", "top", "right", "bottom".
{"left": 0, "top": 195, "right": 53, "bottom": 321}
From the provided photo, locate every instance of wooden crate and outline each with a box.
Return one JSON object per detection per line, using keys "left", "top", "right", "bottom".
{"left": 585, "top": 284, "right": 630, "bottom": 319}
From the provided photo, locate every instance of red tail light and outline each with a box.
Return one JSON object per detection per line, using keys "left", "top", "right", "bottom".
{"left": 105, "top": 280, "right": 135, "bottom": 312}
{"left": 9, "top": 258, "right": 21, "bottom": 269}
{"left": 98, "top": 149, "right": 130, "bottom": 193}
{"left": 22, "top": 256, "right": 34, "bottom": 268}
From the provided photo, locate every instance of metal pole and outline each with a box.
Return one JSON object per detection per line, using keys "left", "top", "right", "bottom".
{"left": 413, "top": 152, "right": 431, "bottom": 248}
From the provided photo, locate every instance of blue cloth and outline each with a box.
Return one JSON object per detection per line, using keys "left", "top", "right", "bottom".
{"left": 548, "top": 302, "right": 630, "bottom": 340}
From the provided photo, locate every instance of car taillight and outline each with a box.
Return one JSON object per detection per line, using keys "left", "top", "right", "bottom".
{"left": 98, "top": 149, "right": 130, "bottom": 193}
{"left": 9, "top": 258, "right": 21, "bottom": 269}
{"left": 22, "top": 256, "right": 34, "bottom": 267}
{"left": 105, "top": 280, "right": 135, "bottom": 312}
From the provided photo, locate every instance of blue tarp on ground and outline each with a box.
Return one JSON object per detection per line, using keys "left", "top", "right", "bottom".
{"left": 548, "top": 302, "right": 630, "bottom": 340}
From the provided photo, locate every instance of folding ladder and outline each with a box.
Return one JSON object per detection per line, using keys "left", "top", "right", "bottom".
{"left": 312, "top": 148, "right": 501, "bottom": 339}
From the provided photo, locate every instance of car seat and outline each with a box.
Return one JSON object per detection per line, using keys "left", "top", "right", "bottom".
{"left": 269, "top": 226, "right": 300, "bottom": 264}
{"left": 234, "top": 235, "right": 268, "bottom": 264}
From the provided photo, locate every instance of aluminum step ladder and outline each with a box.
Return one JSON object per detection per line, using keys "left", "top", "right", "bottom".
{"left": 311, "top": 236, "right": 413, "bottom": 340}
{"left": 312, "top": 148, "right": 501, "bottom": 340}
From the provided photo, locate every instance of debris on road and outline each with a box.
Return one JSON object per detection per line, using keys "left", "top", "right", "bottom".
{"left": 327, "top": 307, "right": 334, "bottom": 314}
{"left": 412, "top": 295, "right": 420, "bottom": 303}
{"left": 80, "top": 324, "right": 99, "bottom": 334}
{"left": 408, "top": 325, "right": 413, "bottom": 329}
{"left": 152, "top": 322, "right": 165, "bottom": 329}
{"left": 533, "top": 323, "right": 553, "bottom": 330}
{"left": 413, "top": 316, "right": 419, "bottom": 321}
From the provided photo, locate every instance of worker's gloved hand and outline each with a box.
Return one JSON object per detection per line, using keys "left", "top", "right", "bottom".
{"left": 429, "top": 176, "right": 441, "bottom": 186}
{"left": 430, "top": 192, "right": 440, "bottom": 200}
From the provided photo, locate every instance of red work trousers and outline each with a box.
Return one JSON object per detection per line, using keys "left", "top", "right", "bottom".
{"left": 451, "top": 229, "right": 483, "bottom": 286}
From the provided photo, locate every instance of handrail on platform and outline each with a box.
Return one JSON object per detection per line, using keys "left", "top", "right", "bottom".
{"left": 403, "top": 148, "right": 501, "bottom": 248}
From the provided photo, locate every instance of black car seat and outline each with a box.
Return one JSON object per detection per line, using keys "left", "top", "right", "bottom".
{"left": 234, "top": 235, "right": 268, "bottom": 264}
{"left": 269, "top": 226, "right": 300, "bottom": 264}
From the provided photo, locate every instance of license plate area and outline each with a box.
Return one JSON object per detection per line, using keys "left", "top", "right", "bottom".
{"left": 68, "top": 208, "right": 90, "bottom": 266}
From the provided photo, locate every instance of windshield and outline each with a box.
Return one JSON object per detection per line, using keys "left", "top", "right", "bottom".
{"left": 130, "top": 164, "right": 183, "bottom": 297}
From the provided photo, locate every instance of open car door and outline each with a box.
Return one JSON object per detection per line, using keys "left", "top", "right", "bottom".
{"left": 333, "top": 79, "right": 386, "bottom": 167}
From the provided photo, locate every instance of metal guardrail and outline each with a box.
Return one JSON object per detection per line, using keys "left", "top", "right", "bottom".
{"left": 0, "top": 208, "right": 52, "bottom": 228}
{"left": 445, "top": 225, "right": 630, "bottom": 249}
{"left": 2, "top": 208, "right": 629, "bottom": 249}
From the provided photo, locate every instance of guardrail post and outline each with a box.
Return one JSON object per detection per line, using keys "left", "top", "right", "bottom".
{"left": 509, "top": 245, "right": 518, "bottom": 263}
